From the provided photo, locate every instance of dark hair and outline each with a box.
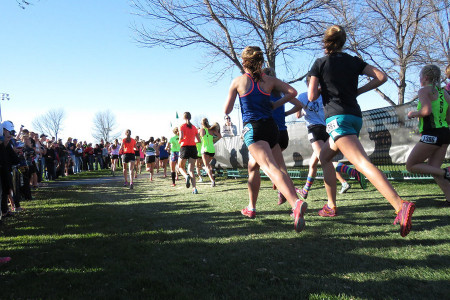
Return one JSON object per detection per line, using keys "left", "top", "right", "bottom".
{"left": 184, "top": 112, "right": 192, "bottom": 128}
{"left": 323, "top": 25, "right": 346, "bottom": 54}
{"left": 242, "top": 46, "right": 264, "bottom": 82}
{"left": 145, "top": 136, "right": 154, "bottom": 146}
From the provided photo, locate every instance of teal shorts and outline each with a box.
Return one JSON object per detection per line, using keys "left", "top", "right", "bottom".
{"left": 325, "top": 114, "right": 363, "bottom": 141}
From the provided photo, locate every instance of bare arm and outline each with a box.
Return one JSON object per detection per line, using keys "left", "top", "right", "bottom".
{"left": 357, "top": 65, "right": 387, "bottom": 96}
{"left": 285, "top": 98, "right": 304, "bottom": 117}
{"left": 407, "top": 88, "right": 432, "bottom": 119}
{"left": 308, "top": 76, "right": 320, "bottom": 101}
{"left": 271, "top": 77, "right": 298, "bottom": 110}
{"left": 224, "top": 78, "right": 239, "bottom": 115}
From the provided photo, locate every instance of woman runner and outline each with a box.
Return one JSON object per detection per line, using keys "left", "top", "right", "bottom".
{"left": 144, "top": 137, "right": 157, "bottom": 181}
{"left": 120, "top": 130, "right": 136, "bottom": 189}
{"left": 134, "top": 136, "right": 141, "bottom": 177}
{"left": 159, "top": 137, "right": 169, "bottom": 178}
{"left": 200, "top": 118, "right": 222, "bottom": 187}
{"left": 178, "top": 112, "right": 201, "bottom": 194}
{"left": 308, "top": 25, "right": 414, "bottom": 237}
{"left": 406, "top": 64, "right": 450, "bottom": 205}
{"left": 109, "top": 139, "right": 120, "bottom": 177}
{"left": 224, "top": 46, "right": 307, "bottom": 232}
{"left": 166, "top": 128, "right": 181, "bottom": 186}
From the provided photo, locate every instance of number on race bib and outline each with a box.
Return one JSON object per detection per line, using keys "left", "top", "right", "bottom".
{"left": 326, "top": 119, "right": 339, "bottom": 134}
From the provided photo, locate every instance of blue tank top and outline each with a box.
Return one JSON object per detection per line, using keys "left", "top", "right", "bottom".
{"left": 239, "top": 74, "right": 272, "bottom": 123}
{"left": 159, "top": 143, "right": 169, "bottom": 158}
{"left": 271, "top": 94, "right": 286, "bottom": 130}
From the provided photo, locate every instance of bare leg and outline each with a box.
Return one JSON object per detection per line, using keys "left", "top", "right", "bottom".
{"left": 318, "top": 139, "right": 339, "bottom": 208}
{"left": 202, "top": 154, "right": 215, "bottom": 182}
{"left": 334, "top": 135, "right": 402, "bottom": 211}
{"left": 249, "top": 142, "right": 298, "bottom": 208}
{"left": 123, "top": 162, "right": 128, "bottom": 182}
{"left": 247, "top": 157, "right": 260, "bottom": 209}
{"left": 188, "top": 158, "right": 197, "bottom": 189}
{"left": 129, "top": 161, "right": 135, "bottom": 184}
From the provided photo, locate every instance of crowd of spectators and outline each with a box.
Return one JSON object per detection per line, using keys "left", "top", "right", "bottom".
{"left": 0, "top": 121, "right": 121, "bottom": 265}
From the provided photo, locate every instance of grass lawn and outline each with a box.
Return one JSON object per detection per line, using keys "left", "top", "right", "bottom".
{"left": 0, "top": 171, "right": 449, "bottom": 299}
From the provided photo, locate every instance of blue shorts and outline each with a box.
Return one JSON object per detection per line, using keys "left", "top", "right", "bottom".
{"left": 170, "top": 151, "right": 179, "bottom": 162}
{"left": 325, "top": 114, "right": 363, "bottom": 141}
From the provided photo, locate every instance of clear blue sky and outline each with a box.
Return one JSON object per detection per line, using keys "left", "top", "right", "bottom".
{"left": 0, "top": 0, "right": 390, "bottom": 142}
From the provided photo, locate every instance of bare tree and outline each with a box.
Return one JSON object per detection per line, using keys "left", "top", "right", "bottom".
{"left": 328, "top": 0, "right": 437, "bottom": 105}
{"left": 131, "top": 0, "right": 328, "bottom": 83}
{"left": 32, "top": 109, "right": 65, "bottom": 140}
{"left": 16, "top": 0, "right": 31, "bottom": 9}
{"left": 92, "top": 110, "right": 119, "bottom": 143}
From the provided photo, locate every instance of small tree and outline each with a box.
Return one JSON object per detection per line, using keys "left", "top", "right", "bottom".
{"left": 92, "top": 110, "right": 119, "bottom": 143}
{"left": 32, "top": 109, "right": 65, "bottom": 140}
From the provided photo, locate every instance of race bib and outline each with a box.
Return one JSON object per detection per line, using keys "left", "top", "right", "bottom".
{"left": 326, "top": 119, "right": 338, "bottom": 134}
{"left": 420, "top": 135, "right": 437, "bottom": 144}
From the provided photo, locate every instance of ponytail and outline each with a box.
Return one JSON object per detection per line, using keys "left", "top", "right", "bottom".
{"left": 184, "top": 112, "right": 192, "bottom": 128}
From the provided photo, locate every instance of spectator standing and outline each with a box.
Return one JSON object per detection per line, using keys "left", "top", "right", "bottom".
{"left": 222, "top": 115, "right": 238, "bottom": 137}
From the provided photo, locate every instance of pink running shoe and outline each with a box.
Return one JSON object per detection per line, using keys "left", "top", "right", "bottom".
{"left": 293, "top": 200, "right": 307, "bottom": 232}
{"left": 393, "top": 200, "right": 415, "bottom": 237}
{"left": 0, "top": 257, "right": 11, "bottom": 265}
{"left": 277, "top": 192, "right": 286, "bottom": 205}
{"left": 241, "top": 207, "right": 256, "bottom": 219}
{"left": 318, "top": 204, "right": 337, "bottom": 217}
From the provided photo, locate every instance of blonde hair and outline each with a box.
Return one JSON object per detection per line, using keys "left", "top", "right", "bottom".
{"left": 201, "top": 118, "right": 210, "bottom": 130}
{"left": 421, "top": 64, "right": 441, "bottom": 88}
{"left": 323, "top": 25, "right": 346, "bottom": 54}
{"left": 445, "top": 64, "right": 450, "bottom": 79}
{"left": 242, "top": 46, "right": 264, "bottom": 82}
{"left": 173, "top": 127, "right": 179, "bottom": 135}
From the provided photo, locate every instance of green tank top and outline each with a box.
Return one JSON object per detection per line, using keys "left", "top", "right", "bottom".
{"left": 418, "top": 86, "right": 448, "bottom": 132}
{"left": 196, "top": 142, "right": 202, "bottom": 156}
{"left": 201, "top": 128, "right": 215, "bottom": 154}
{"left": 169, "top": 135, "right": 180, "bottom": 152}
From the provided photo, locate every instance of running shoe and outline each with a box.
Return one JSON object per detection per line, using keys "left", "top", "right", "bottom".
{"left": 192, "top": 188, "right": 198, "bottom": 194}
{"left": 198, "top": 176, "right": 203, "bottom": 183}
{"left": 186, "top": 175, "right": 191, "bottom": 188}
{"left": 130, "top": 184, "right": 134, "bottom": 190}
{"left": 171, "top": 183, "right": 176, "bottom": 187}
{"left": 277, "top": 191, "right": 286, "bottom": 205}
{"left": 298, "top": 188, "right": 308, "bottom": 200}
{"left": 123, "top": 182, "right": 128, "bottom": 187}
{"left": 393, "top": 200, "right": 415, "bottom": 237}
{"left": 211, "top": 181, "right": 216, "bottom": 187}
{"left": 355, "top": 171, "right": 367, "bottom": 189}
{"left": 339, "top": 182, "right": 351, "bottom": 194}
{"left": 318, "top": 204, "right": 337, "bottom": 217}
{"left": 241, "top": 207, "right": 256, "bottom": 219}
{"left": 293, "top": 200, "right": 307, "bottom": 232}
{"left": 0, "top": 257, "right": 11, "bottom": 265}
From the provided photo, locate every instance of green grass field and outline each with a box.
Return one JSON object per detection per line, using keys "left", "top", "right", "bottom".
{"left": 0, "top": 170, "right": 449, "bottom": 299}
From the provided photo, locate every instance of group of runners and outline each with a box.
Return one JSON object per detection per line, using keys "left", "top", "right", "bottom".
{"left": 224, "top": 25, "right": 450, "bottom": 237}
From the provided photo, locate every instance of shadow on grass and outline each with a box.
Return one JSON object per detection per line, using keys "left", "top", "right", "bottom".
{"left": 1, "top": 179, "right": 449, "bottom": 299}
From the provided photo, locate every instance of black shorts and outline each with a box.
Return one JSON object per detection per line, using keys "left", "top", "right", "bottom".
{"left": 159, "top": 156, "right": 169, "bottom": 160}
{"left": 278, "top": 130, "right": 289, "bottom": 150}
{"left": 145, "top": 156, "right": 156, "bottom": 164}
{"left": 243, "top": 118, "right": 279, "bottom": 148}
{"left": 420, "top": 128, "right": 450, "bottom": 146}
{"left": 308, "top": 125, "right": 329, "bottom": 143}
{"left": 134, "top": 150, "right": 140, "bottom": 157}
{"left": 180, "top": 146, "right": 198, "bottom": 160}
{"left": 111, "top": 155, "right": 119, "bottom": 159}
{"left": 203, "top": 152, "right": 215, "bottom": 157}
{"left": 122, "top": 153, "right": 136, "bottom": 163}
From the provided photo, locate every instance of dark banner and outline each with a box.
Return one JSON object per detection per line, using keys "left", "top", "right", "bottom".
{"left": 214, "top": 101, "right": 430, "bottom": 169}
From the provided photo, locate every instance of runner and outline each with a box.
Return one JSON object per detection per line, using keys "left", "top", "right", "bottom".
{"left": 308, "top": 25, "right": 415, "bottom": 237}
{"left": 158, "top": 137, "right": 169, "bottom": 178}
{"left": 144, "top": 137, "right": 157, "bottom": 181}
{"left": 295, "top": 75, "right": 367, "bottom": 200}
{"left": 406, "top": 64, "right": 450, "bottom": 205}
{"left": 200, "top": 118, "right": 222, "bottom": 187}
{"left": 224, "top": 46, "right": 307, "bottom": 232}
{"left": 109, "top": 139, "right": 120, "bottom": 177}
{"left": 166, "top": 127, "right": 181, "bottom": 186}
{"left": 119, "top": 130, "right": 136, "bottom": 189}
{"left": 155, "top": 138, "right": 160, "bottom": 173}
{"left": 178, "top": 112, "right": 201, "bottom": 194}
{"left": 134, "top": 136, "right": 141, "bottom": 177}
{"left": 195, "top": 140, "right": 203, "bottom": 182}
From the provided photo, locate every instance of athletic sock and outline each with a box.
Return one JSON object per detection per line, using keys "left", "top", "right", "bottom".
{"left": 303, "top": 176, "right": 315, "bottom": 193}
{"left": 336, "top": 162, "right": 358, "bottom": 178}
{"left": 171, "top": 172, "right": 176, "bottom": 184}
